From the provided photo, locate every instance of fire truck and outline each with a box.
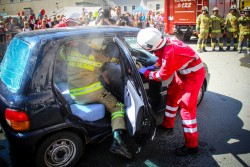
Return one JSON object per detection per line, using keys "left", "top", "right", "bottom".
{"left": 164, "top": 0, "right": 249, "bottom": 41}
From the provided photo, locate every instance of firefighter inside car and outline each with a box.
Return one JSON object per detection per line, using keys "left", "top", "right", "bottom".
{"left": 137, "top": 27, "right": 205, "bottom": 156}
{"left": 60, "top": 37, "right": 132, "bottom": 159}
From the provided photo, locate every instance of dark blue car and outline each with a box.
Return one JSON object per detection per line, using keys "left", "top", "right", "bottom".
{"left": 0, "top": 26, "right": 209, "bottom": 167}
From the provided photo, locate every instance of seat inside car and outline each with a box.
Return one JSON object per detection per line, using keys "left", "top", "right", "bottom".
{"left": 54, "top": 41, "right": 106, "bottom": 122}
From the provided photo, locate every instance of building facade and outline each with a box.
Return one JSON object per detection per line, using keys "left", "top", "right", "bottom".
{"left": 112, "top": 0, "right": 164, "bottom": 14}
{"left": 0, "top": 0, "right": 100, "bottom": 16}
{"left": 0, "top": 0, "right": 164, "bottom": 17}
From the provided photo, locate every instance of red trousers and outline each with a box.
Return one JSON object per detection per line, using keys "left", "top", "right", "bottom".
{"left": 162, "top": 69, "right": 205, "bottom": 148}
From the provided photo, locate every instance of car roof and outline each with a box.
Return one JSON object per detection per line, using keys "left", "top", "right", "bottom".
{"left": 15, "top": 26, "right": 141, "bottom": 43}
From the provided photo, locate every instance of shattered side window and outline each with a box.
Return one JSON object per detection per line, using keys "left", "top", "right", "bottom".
{"left": 0, "top": 38, "right": 30, "bottom": 93}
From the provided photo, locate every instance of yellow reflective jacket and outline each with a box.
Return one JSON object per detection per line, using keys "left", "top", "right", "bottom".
{"left": 61, "top": 45, "right": 119, "bottom": 101}
{"left": 238, "top": 15, "right": 250, "bottom": 35}
{"left": 211, "top": 14, "right": 224, "bottom": 33}
{"left": 226, "top": 12, "right": 240, "bottom": 32}
{"left": 196, "top": 13, "right": 212, "bottom": 32}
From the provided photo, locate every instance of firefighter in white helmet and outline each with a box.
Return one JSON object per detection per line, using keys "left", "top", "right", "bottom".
{"left": 225, "top": 5, "right": 240, "bottom": 51}
{"left": 137, "top": 27, "right": 205, "bottom": 156}
{"left": 210, "top": 7, "right": 225, "bottom": 51}
{"left": 62, "top": 37, "right": 132, "bottom": 159}
{"left": 196, "top": 6, "right": 212, "bottom": 53}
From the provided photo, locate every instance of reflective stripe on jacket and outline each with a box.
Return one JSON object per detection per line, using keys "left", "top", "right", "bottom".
{"left": 69, "top": 82, "right": 103, "bottom": 96}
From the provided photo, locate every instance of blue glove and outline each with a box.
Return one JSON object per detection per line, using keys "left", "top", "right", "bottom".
{"left": 138, "top": 67, "right": 148, "bottom": 75}
{"left": 145, "top": 65, "right": 156, "bottom": 70}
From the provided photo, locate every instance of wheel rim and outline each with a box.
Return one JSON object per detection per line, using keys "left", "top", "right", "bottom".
{"left": 44, "top": 139, "right": 76, "bottom": 167}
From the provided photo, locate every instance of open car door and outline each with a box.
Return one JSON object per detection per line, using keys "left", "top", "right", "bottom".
{"left": 114, "top": 37, "right": 156, "bottom": 146}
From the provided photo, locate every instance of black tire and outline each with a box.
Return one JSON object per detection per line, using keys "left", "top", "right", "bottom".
{"left": 35, "top": 131, "right": 84, "bottom": 167}
{"left": 175, "top": 33, "right": 185, "bottom": 41}
{"left": 197, "top": 84, "right": 205, "bottom": 106}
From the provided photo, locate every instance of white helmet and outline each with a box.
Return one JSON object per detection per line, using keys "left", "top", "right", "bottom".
{"left": 137, "top": 27, "right": 167, "bottom": 51}
{"left": 87, "top": 38, "right": 107, "bottom": 51}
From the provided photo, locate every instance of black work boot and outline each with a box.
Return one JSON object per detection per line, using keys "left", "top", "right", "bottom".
{"left": 157, "top": 125, "right": 174, "bottom": 134}
{"left": 219, "top": 47, "right": 225, "bottom": 51}
{"left": 175, "top": 145, "right": 199, "bottom": 156}
{"left": 233, "top": 47, "right": 237, "bottom": 51}
{"left": 202, "top": 47, "right": 207, "bottom": 52}
{"left": 109, "top": 129, "right": 132, "bottom": 159}
{"left": 212, "top": 47, "right": 215, "bottom": 51}
{"left": 226, "top": 46, "right": 230, "bottom": 51}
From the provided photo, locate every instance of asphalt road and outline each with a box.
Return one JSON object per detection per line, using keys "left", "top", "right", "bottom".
{"left": 0, "top": 38, "right": 250, "bottom": 167}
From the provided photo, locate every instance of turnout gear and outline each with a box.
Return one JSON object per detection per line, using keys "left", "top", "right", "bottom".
{"left": 110, "top": 129, "right": 132, "bottom": 159}
{"left": 137, "top": 27, "right": 167, "bottom": 51}
{"left": 196, "top": 9, "right": 212, "bottom": 52}
{"left": 137, "top": 28, "right": 205, "bottom": 149}
{"left": 238, "top": 7, "right": 250, "bottom": 54}
{"left": 225, "top": 7, "right": 240, "bottom": 51}
{"left": 210, "top": 7, "right": 225, "bottom": 51}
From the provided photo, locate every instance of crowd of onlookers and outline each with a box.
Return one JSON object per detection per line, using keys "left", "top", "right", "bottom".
{"left": 0, "top": 5, "right": 165, "bottom": 43}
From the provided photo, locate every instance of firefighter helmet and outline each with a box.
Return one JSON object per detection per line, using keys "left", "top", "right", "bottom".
{"left": 202, "top": 6, "right": 209, "bottom": 12}
{"left": 137, "top": 27, "right": 167, "bottom": 52}
{"left": 87, "top": 38, "right": 107, "bottom": 51}
{"left": 230, "top": 5, "right": 237, "bottom": 10}
{"left": 244, "top": 6, "right": 250, "bottom": 12}
{"left": 212, "top": 7, "right": 219, "bottom": 11}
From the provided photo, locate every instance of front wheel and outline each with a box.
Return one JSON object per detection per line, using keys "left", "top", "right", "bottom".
{"left": 197, "top": 84, "right": 205, "bottom": 106}
{"left": 35, "top": 131, "right": 84, "bottom": 167}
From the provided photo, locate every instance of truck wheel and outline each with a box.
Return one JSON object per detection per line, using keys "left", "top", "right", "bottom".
{"left": 197, "top": 84, "right": 205, "bottom": 106}
{"left": 175, "top": 34, "right": 185, "bottom": 41}
{"left": 183, "top": 34, "right": 191, "bottom": 41}
{"left": 35, "top": 131, "right": 84, "bottom": 167}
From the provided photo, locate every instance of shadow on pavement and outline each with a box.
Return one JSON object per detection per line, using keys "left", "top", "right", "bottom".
{"left": 239, "top": 53, "right": 250, "bottom": 68}
{"left": 197, "top": 91, "right": 249, "bottom": 167}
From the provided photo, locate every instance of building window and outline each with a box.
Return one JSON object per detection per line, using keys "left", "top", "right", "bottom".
{"left": 156, "top": 4, "right": 160, "bottom": 10}
{"left": 124, "top": 6, "right": 127, "bottom": 12}
{"left": 132, "top": 5, "right": 135, "bottom": 10}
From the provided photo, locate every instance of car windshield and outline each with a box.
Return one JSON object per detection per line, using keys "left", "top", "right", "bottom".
{"left": 123, "top": 36, "right": 140, "bottom": 49}
{"left": 0, "top": 38, "right": 30, "bottom": 93}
